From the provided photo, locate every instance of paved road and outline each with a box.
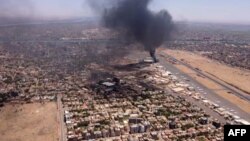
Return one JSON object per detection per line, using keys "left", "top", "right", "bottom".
{"left": 161, "top": 53, "right": 250, "bottom": 101}
{"left": 57, "top": 94, "right": 67, "bottom": 141}
{"left": 128, "top": 51, "right": 250, "bottom": 121}
{"left": 158, "top": 54, "right": 250, "bottom": 121}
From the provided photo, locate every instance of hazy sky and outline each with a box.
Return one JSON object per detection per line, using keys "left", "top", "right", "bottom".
{"left": 1, "top": 0, "right": 250, "bottom": 24}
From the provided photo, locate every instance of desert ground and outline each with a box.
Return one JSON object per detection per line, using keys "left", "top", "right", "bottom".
{"left": 0, "top": 102, "right": 58, "bottom": 141}
{"left": 162, "top": 49, "right": 250, "bottom": 113}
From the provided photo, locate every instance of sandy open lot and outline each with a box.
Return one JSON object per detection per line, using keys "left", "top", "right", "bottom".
{"left": 0, "top": 102, "right": 58, "bottom": 141}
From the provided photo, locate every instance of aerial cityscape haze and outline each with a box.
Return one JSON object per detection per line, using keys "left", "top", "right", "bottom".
{"left": 0, "top": 0, "right": 250, "bottom": 24}
{"left": 0, "top": 0, "right": 250, "bottom": 141}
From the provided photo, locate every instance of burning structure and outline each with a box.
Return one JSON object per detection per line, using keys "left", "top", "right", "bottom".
{"left": 102, "top": 0, "right": 174, "bottom": 63}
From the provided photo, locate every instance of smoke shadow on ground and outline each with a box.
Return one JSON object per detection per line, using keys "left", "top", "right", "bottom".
{"left": 112, "top": 62, "right": 152, "bottom": 72}
{"left": 88, "top": 70, "right": 116, "bottom": 82}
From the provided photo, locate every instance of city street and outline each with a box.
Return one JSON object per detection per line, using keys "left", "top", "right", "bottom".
{"left": 57, "top": 94, "right": 67, "bottom": 141}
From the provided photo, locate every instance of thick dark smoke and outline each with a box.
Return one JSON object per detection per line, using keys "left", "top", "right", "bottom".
{"left": 102, "top": 0, "right": 174, "bottom": 62}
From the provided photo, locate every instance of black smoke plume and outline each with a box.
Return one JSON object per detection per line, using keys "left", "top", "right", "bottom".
{"left": 102, "top": 0, "right": 174, "bottom": 62}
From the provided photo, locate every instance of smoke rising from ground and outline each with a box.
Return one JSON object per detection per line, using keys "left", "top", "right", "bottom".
{"left": 100, "top": 0, "right": 175, "bottom": 62}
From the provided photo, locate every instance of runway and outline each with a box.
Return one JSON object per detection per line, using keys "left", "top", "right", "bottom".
{"left": 158, "top": 53, "right": 250, "bottom": 121}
